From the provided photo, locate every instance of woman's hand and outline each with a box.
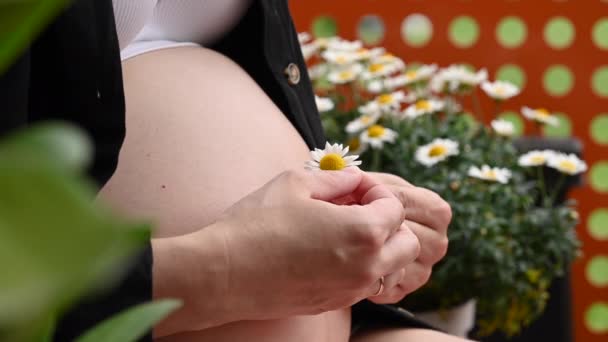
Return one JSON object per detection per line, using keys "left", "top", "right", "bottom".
{"left": 152, "top": 168, "right": 421, "bottom": 336}
{"left": 366, "top": 172, "right": 451, "bottom": 304}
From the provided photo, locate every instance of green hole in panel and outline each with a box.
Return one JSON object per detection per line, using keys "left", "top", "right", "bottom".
{"left": 544, "top": 17, "right": 575, "bottom": 49}
{"left": 496, "top": 16, "right": 527, "bottom": 48}
{"left": 449, "top": 16, "right": 480, "bottom": 48}
{"left": 585, "top": 303, "right": 608, "bottom": 333}
{"left": 496, "top": 64, "right": 526, "bottom": 88}
{"left": 357, "top": 15, "right": 385, "bottom": 45}
{"left": 586, "top": 256, "right": 608, "bottom": 287}
{"left": 592, "top": 66, "right": 608, "bottom": 98}
{"left": 312, "top": 16, "right": 338, "bottom": 38}
{"left": 590, "top": 161, "right": 608, "bottom": 193}
{"left": 589, "top": 209, "right": 608, "bottom": 241}
{"left": 543, "top": 65, "right": 574, "bottom": 97}
{"left": 498, "top": 111, "right": 524, "bottom": 137}
{"left": 401, "top": 14, "right": 433, "bottom": 47}
{"left": 592, "top": 18, "right": 608, "bottom": 50}
{"left": 590, "top": 114, "right": 608, "bottom": 145}
{"left": 542, "top": 113, "right": 572, "bottom": 137}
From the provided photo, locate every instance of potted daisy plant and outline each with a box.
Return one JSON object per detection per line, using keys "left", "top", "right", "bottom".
{"left": 300, "top": 33, "right": 583, "bottom": 338}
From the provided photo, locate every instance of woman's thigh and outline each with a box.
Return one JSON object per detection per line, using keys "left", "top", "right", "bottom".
{"left": 352, "top": 328, "right": 471, "bottom": 342}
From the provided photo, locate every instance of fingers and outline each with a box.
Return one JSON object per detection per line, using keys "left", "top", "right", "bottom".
{"left": 369, "top": 172, "right": 414, "bottom": 188}
{"left": 301, "top": 167, "right": 364, "bottom": 201}
{"left": 369, "top": 261, "right": 431, "bottom": 304}
{"left": 405, "top": 219, "right": 449, "bottom": 265}
{"left": 387, "top": 184, "right": 452, "bottom": 234}
{"left": 376, "top": 223, "right": 420, "bottom": 275}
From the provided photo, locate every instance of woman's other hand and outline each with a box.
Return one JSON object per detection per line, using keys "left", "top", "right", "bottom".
{"left": 366, "top": 172, "right": 451, "bottom": 304}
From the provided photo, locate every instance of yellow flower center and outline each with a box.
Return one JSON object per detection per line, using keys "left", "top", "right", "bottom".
{"left": 339, "top": 71, "right": 354, "bottom": 80}
{"left": 531, "top": 156, "right": 546, "bottom": 164}
{"left": 526, "top": 269, "right": 541, "bottom": 284}
{"left": 428, "top": 145, "right": 447, "bottom": 157}
{"left": 319, "top": 153, "right": 346, "bottom": 171}
{"left": 536, "top": 108, "right": 551, "bottom": 118}
{"left": 357, "top": 48, "right": 369, "bottom": 56}
{"left": 335, "top": 56, "right": 347, "bottom": 64}
{"left": 377, "top": 94, "right": 394, "bottom": 105}
{"left": 415, "top": 100, "right": 431, "bottom": 110}
{"left": 559, "top": 160, "right": 577, "bottom": 173}
{"left": 495, "top": 86, "right": 506, "bottom": 95}
{"left": 348, "top": 137, "right": 361, "bottom": 151}
{"left": 369, "top": 63, "right": 385, "bottom": 73}
{"left": 367, "top": 125, "right": 385, "bottom": 138}
{"left": 406, "top": 70, "right": 418, "bottom": 79}
{"left": 483, "top": 170, "right": 498, "bottom": 180}
{"left": 382, "top": 53, "right": 394, "bottom": 58}
{"left": 360, "top": 116, "right": 372, "bottom": 124}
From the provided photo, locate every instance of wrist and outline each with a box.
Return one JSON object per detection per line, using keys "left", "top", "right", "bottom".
{"left": 151, "top": 222, "right": 235, "bottom": 336}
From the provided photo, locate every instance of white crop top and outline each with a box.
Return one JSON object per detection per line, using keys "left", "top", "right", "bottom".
{"left": 112, "top": 0, "right": 253, "bottom": 60}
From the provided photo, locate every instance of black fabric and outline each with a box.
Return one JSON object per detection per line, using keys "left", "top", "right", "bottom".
{"left": 0, "top": 1, "right": 152, "bottom": 341}
{"left": 211, "top": 0, "right": 325, "bottom": 150}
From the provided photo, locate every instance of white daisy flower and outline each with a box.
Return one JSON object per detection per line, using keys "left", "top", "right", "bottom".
{"left": 360, "top": 125, "right": 398, "bottom": 149}
{"left": 400, "top": 64, "right": 438, "bottom": 86}
{"left": 308, "top": 63, "right": 329, "bottom": 81}
{"left": 313, "top": 37, "right": 340, "bottom": 49}
{"left": 403, "top": 99, "right": 445, "bottom": 119}
{"left": 345, "top": 113, "right": 380, "bottom": 134}
{"left": 373, "top": 91, "right": 407, "bottom": 110}
{"left": 518, "top": 150, "right": 557, "bottom": 167}
{"left": 371, "top": 53, "right": 403, "bottom": 65}
{"left": 327, "top": 39, "right": 363, "bottom": 52}
{"left": 360, "top": 60, "right": 406, "bottom": 80}
{"left": 315, "top": 95, "right": 334, "bottom": 113}
{"left": 305, "top": 142, "right": 362, "bottom": 171}
{"left": 321, "top": 50, "right": 358, "bottom": 66}
{"left": 298, "top": 32, "right": 312, "bottom": 44}
{"left": 414, "top": 138, "right": 459, "bottom": 166}
{"left": 358, "top": 101, "right": 382, "bottom": 116}
{"left": 491, "top": 119, "right": 515, "bottom": 137}
{"left": 547, "top": 153, "right": 587, "bottom": 175}
{"left": 431, "top": 65, "right": 488, "bottom": 94}
{"left": 327, "top": 64, "right": 364, "bottom": 84}
{"left": 301, "top": 42, "right": 320, "bottom": 61}
{"left": 468, "top": 165, "right": 512, "bottom": 184}
{"left": 481, "top": 80, "right": 520, "bottom": 100}
{"left": 521, "top": 106, "right": 559, "bottom": 126}
{"left": 346, "top": 136, "right": 369, "bottom": 155}
{"left": 366, "top": 79, "right": 385, "bottom": 93}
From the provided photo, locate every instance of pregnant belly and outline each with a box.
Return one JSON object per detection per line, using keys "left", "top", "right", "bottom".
{"left": 99, "top": 46, "right": 351, "bottom": 341}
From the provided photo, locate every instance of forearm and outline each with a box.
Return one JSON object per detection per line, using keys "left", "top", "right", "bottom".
{"left": 152, "top": 223, "right": 235, "bottom": 337}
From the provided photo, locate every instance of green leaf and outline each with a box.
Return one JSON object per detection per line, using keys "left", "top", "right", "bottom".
{"left": 75, "top": 300, "right": 182, "bottom": 342}
{"left": 0, "top": 124, "right": 150, "bottom": 330}
{"left": 0, "top": 0, "right": 72, "bottom": 74}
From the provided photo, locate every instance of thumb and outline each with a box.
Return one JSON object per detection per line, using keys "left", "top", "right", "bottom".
{"left": 306, "top": 167, "right": 364, "bottom": 202}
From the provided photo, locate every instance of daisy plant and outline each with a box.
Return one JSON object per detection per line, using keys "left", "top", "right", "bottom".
{"left": 303, "top": 34, "right": 582, "bottom": 337}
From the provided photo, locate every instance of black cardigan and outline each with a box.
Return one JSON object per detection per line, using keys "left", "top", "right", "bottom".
{"left": 0, "top": 0, "right": 428, "bottom": 340}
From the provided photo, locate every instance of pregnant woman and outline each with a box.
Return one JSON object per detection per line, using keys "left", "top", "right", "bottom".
{"left": 102, "top": 0, "right": 463, "bottom": 341}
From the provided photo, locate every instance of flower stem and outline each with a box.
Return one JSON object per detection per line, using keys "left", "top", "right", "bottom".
{"left": 472, "top": 90, "right": 484, "bottom": 123}
{"left": 494, "top": 100, "right": 502, "bottom": 120}
{"left": 549, "top": 174, "right": 567, "bottom": 207}
{"left": 371, "top": 148, "right": 382, "bottom": 172}
{"left": 537, "top": 166, "right": 548, "bottom": 207}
